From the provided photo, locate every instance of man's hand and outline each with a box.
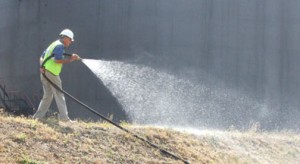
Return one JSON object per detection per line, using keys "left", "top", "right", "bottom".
{"left": 40, "top": 67, "right": 45, "bottom": 74}
{"left": 70, "top": 54, "right": 81, "bottom": 61}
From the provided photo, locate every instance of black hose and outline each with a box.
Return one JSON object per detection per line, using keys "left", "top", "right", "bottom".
{"left": 41, "top": 66, "right": 190, "bottom": 164}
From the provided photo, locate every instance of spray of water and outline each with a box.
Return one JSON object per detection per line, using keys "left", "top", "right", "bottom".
{"left": 82, "top": 59, "right": 261, "bottom": 129}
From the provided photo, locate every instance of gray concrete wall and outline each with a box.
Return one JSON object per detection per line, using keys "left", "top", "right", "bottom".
{"left": 1, "top": 0, "right": 300, "bottom": 129}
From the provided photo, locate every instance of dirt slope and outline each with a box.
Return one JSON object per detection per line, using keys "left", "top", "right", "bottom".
{"left": 0, "top": 113, "right": 299, "bottom": 164}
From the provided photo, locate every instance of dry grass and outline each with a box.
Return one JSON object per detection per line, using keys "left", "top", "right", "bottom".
{"left": 0, "top": 110, "right": 299, "bottom": 164}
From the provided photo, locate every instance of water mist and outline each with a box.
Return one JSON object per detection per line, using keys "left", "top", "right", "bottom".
{"left": 82, "top": 59, "right": 261, "bottom": 129}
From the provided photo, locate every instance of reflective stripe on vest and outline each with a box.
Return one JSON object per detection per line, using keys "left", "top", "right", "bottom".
{"left": 43, "top": 40, "right": 64, "bottom": 75}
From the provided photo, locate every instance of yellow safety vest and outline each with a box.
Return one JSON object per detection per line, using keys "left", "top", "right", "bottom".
{"left": 43, "top": 40, "right": 64, "bottom": 75}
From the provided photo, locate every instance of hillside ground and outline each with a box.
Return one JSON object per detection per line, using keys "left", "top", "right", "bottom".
{"left": 0, "top": 110, "right": 299, "bottom": 164}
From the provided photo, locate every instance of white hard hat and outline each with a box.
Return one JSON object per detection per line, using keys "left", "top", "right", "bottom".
{"left": 60, "top": 29, "right": 74, "bottom": 41}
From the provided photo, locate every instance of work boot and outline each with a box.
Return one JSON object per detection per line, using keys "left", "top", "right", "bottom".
{"left": 60, "top": 118, "right": 75, "bottom": 123}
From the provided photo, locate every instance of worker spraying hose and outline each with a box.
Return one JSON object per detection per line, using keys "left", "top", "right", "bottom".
{"left": 36, "top": 29, "right": 189, "bottom": 163}
{"left": 33, "top": 29, "right": 81, "bottom": 121}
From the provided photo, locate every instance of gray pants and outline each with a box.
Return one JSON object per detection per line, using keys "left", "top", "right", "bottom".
{"left": 33, "top": 71, "right": 70, "bottom": 120}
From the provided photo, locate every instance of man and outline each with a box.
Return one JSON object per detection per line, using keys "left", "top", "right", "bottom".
{"left": 33, "top": 29, "right": 80, "bottom": 121}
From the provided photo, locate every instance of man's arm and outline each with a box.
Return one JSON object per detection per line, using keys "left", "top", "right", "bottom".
{"left": 55, "top": 54, "right": 80, "bottom": 64}
{"left": 52, "top": 44, "right": 80, "bottom": 64}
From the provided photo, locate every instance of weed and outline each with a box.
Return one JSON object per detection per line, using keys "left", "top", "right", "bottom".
{"left": 14, "top": 133, "right": 27, "bottom": 143}
{"left": 120, "top": 120, "right": 131, "bottom": 127}
{"left": 18, "top": 155, "right": 39, "bottom": 164}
